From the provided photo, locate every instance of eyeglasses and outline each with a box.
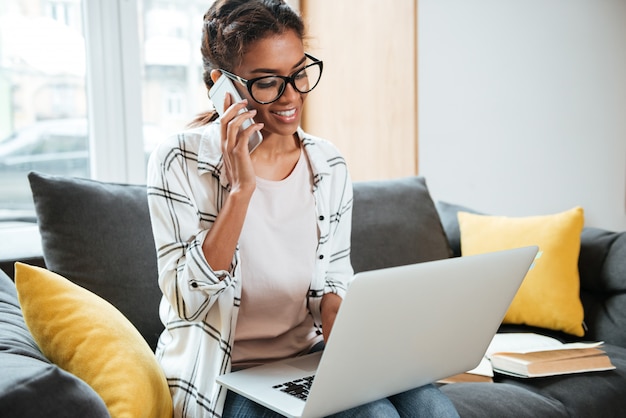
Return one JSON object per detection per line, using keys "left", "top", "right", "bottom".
{"left": 219, "top": 53, "right": 323, "bottom": 105}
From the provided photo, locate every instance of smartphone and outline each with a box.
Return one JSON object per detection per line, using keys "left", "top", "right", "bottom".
{"left": 209, "top": 74, "right": 263, "bottom": 153}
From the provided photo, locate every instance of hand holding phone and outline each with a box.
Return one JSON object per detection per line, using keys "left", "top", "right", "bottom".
{"left": 209, "top": 74, "right": 263, "bottom": 153}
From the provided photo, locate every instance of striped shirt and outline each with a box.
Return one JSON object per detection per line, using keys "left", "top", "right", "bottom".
{"left": 146, "top": 122, "right": 354, "bottom": 418}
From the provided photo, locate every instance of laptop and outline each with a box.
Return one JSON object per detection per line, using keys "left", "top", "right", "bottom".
{"left": 217, "top": 246, "right": 538, "bottom": 417}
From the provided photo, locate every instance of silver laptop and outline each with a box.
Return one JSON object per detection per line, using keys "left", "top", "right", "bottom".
{"left": 217, "top": 246, "right": 538, "bottom": 418}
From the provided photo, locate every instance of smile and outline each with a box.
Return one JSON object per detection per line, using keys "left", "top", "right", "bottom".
{"left": 272, "top": 109, "right": 296, "bottom": 117}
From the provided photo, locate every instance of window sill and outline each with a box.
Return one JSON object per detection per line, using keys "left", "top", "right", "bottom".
{"left": 0, "top": 221, "right": 44, "bottom": 279}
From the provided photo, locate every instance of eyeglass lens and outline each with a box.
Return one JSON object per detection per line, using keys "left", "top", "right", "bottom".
{"left": 250, "top": 61, "right": 322, "bottom": 104}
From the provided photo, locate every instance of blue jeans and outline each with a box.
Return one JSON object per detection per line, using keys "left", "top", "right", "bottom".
{"left": 223, "top": 383, "right": 459, "bottom": 417}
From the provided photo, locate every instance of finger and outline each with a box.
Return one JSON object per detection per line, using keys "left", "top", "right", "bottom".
{"left": 236, "top": 122, "right": 264, "bottom": 153}
{"left": 223, "top": 92, "right": 234, "bottom": 114}
{"left": 221, "top": 99, "right": 248, "bottom": 151}
{"left": 227, "top": 108, "right": 257, "bottom": 138}
{"left": 223, "top": 98, "right": 249, "bottom": 122}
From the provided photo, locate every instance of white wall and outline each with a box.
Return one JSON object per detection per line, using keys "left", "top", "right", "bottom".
{"left": 418, "top": 0, "right": 626, "bottom": 231}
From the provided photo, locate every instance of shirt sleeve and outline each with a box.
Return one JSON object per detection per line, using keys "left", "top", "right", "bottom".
{"left": 323, "top": 160, "right": 355, "bottom": 300}
{"left": 146, "top": 138, "right": 236, "bottom": 321}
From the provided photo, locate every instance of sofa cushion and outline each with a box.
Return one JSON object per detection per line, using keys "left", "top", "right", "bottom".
{"left": 457, "top": 208, "right": 585, "bottom": 336}
{"left": 0, "top": 268, "right": 110, "bottom": 417}
{"left": 442, "top": 339, "right": 626, "bottom": 418}
{"left": 494, "top": 343, "right": 626, "bottom": 417}
{"left": 441, "top": 382, "right": 568, "bottom": 418}
{"left": 14, "top": 263, "right": 172, "bottom": 418}
{"left": 28, "top": 171, "right": 163, "bottom": 350}
{"left": 351, "top": 176, "right": 451, "bottom": 273}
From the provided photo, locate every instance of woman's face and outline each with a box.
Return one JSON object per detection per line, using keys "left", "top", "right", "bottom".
{"left": 233, "top": 30, "right": 307, "bottom": 140}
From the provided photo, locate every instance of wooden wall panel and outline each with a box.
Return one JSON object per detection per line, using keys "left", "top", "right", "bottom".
{"left": 300, "top": 0, "right": 418, "bottom": 181}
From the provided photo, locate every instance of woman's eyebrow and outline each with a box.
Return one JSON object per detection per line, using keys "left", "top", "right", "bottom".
{"left": 250, "top": 56, "right": 307, "bottom": 75}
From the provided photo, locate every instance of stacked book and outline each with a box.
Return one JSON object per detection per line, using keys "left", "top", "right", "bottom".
{"left": 440, "top": 332, "right": 615, "bottom": 383}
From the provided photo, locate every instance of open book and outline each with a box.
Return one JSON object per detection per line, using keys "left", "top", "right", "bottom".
{"left": 439, "top": 333, "right": 615, "bottom": 382}
{"left": 486, "top": 333, "right": 615, "bottom": 378}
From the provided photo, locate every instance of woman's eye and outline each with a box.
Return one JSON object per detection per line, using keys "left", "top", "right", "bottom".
{"left": 255, "top": 78, "right": 279, "bottom": 89}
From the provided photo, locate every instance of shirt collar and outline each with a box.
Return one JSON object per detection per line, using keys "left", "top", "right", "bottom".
{"left": 196, "top": 124, "right": 332, "bottom": 190}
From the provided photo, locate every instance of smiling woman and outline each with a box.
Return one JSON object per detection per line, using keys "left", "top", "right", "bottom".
{"left": 145, "top": 1, "right": 458, "bottom": 417}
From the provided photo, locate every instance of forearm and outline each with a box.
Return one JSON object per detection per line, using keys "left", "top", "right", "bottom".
{"left": 321, "top": 292, "right": 342, "bottom": 343}
{"left": 202, "top": 188, "right": 253, "bottom": 273}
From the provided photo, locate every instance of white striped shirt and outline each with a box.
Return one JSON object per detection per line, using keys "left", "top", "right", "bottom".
{"left": 146, "top": 122, "right": 354, "bottom": 417}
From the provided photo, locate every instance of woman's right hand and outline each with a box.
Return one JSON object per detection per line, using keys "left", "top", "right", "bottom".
{"left": 219, "top": 93, "right": 264, "bottom": 195}
{"left": 201, "top": 93, "right": 264, "bottom": 273}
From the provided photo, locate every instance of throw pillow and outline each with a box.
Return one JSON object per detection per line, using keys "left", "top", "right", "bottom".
{"left": 27, "top": 171, "right": 163, "bottom": 350}
{"left": 351, "top": 176, "right": 451, "bottom": 273}
{"left": 14, "top": 263, "right": 172, "bottom": 418}
{"left": 0, "top": 269, "right": 110, "bottom": 417}
{"left": 458, "top": 207, "right": 585, "bottom": 337}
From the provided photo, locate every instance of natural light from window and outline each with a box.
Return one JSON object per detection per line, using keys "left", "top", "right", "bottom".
{"left": 0, "top": 0, "right": 210, "bottom": 221}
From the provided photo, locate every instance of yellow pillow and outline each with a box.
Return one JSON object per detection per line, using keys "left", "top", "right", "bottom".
{"left": 14, "top": 263, "right": 172, "bottom": 418}
{"left": 458, "top": 207, "right": 585, "bottom": 337}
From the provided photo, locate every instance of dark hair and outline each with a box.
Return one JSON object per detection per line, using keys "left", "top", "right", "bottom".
{"left": 189, "top": 0, "right": 305, "bottom": 127}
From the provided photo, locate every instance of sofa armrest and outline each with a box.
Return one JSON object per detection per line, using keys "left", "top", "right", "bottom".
{"left": 579, "top": 227, "right": 626, "bottom": 348}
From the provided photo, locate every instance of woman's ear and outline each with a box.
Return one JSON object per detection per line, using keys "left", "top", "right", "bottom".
{"left": 210, "top": 69, "right": 222, "bottom": 84}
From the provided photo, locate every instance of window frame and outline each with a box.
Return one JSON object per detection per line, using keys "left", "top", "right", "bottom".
{"left": 83, "top": 0, "right": 145, "bottom": 185}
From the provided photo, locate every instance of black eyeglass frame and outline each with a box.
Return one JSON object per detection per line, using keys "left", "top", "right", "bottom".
{"left": 219, "top": 53, "right": 323, "bottom": 105}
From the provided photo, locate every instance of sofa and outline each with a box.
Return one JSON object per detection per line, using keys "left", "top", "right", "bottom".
{"left": 1, "top": 171, "right": 625, "bottom": 417}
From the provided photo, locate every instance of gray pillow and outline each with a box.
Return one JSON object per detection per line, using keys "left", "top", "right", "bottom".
{"left": 0, "top": 269, "right": 110, "bottom": 417}
{"left": 351, "top": 176, "right": 451, "bottom": 273}
{"left": 435, "top": 201, "right": 483, "bottom": 258}
{"left": 28, "top": 172, "right": 163, "bottom": 351}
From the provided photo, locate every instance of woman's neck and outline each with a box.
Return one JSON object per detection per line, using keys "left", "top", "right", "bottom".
{"left": 251, "top": 133, "right": 301, "bottom": 181}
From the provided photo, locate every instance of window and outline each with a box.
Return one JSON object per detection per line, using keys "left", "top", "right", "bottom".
{"left": 0, "top": 1, "right": 314, "bottom": 222}
{"left": 140, "top": 1, "right": 208, "bottom": 143}
{"left": 0, "top": 0, "right": 87, "bottom": 219}
{"left": 164, "top": 87, "right": 186, "bottom": 117}
{"left": 0, "top": 0, "right": 210, "bottom": 221}
{"left": 46, "top": 1, "right": 78, "bottom": 27}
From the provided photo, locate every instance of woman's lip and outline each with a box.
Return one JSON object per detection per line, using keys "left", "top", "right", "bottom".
{"left": 271, "top": 108, "right": 298, "bottom": 122}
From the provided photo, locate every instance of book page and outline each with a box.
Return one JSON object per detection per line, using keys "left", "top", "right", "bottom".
{"left": 485, "top": 333, "right": 603, "bottom": 356}
{"left": 466, "top": 356, "right": 494, "bottom": 377}
{"left": 494, "top": 347, "right": 606, "bottom": 363}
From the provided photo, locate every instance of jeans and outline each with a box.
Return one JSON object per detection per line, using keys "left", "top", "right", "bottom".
{"left": 223, "top": 383, "right": 459, "bottom": 417}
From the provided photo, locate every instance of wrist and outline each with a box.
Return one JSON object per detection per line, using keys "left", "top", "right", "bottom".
{"left": 227, "top": 183, "right": 255, "bottom": 203}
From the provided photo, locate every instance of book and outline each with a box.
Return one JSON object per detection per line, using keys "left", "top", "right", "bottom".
{"left": 438, "top": 356, "right": 494, "bottom": 384}
{"left": 437, "top": 371, "right": 493, "bottom": 384}
{"left": 486, "top": 333, "right": 616, "bottom": 378}
{"left": 439, "top": 333, "right": 616, "bottom": 383}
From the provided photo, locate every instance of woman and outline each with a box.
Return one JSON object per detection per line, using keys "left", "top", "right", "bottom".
{"left": 147, "top": 1, "right": 459, "bottom": 417}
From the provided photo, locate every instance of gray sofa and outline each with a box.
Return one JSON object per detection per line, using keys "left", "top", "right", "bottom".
{"left": 1, "top": 172, "right": 625, "bottom": 417}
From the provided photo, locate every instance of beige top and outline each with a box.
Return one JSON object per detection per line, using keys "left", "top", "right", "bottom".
{"left": 233, "top": 150, "right": 322, "bottom": 368}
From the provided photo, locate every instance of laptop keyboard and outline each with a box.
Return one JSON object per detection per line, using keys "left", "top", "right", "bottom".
{"left": 272, "top": 375, "right": 315, "bottom": 401}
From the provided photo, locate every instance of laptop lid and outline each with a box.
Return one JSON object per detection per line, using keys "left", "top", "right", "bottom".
{"left": 219, "top": 246, "right": 538, "bottom": 417}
